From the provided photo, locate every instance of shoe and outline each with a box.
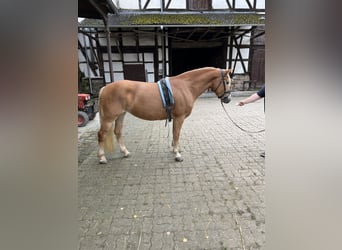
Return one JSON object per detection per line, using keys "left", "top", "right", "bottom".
{"left": 260, "top": 152, "right": 265, "bottom": 158}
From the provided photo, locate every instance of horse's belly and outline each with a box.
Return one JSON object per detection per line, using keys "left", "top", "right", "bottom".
{"left": 129, "top": 105, "right": 167, "bottom": 121}
{"left": 125, "top": 85, "right": 169, "bottom": 120}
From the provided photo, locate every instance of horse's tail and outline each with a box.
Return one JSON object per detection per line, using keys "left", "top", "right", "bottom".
{"left": 98, "top": 86, "right": 105, "bottom": 118}
{"left": 98, "top": 86, "right": 115, "bottom": 153}
{"left": 103, "top": 122, "right": 115, "bottom": 152}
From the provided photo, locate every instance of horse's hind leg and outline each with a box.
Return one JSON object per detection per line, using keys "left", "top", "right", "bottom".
{"left": 115, "top": 112, "right": 130, "bottom": 157}
{"left": 97, "top": 120, "right": 114, "bottom": 164}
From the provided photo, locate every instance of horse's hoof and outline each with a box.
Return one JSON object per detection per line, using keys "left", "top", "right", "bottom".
{"left": 175, "top": 156, "right": 183, "bottom": 162}
{"left": 99, "top": 159, "right": 107, "bottom": 164}
{"left": 123, "top": 152, "right": 131, "bottom": 158}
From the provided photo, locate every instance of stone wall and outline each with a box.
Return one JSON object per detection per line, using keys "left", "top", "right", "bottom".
{"left": 231, "top": 74, "right": 250, "bottom": 91}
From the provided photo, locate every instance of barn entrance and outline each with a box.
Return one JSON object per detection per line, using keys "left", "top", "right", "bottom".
{"left": 170, "top": 46, "right": 226, "bottom": 75}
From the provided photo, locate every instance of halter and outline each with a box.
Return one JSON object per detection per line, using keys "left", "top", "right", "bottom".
{"left": 212, "top": 69, "right": 231, "bottom": 103}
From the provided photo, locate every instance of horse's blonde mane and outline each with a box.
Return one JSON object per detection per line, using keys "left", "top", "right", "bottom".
{"left": 175, "top": 67, "right": 217, "bottom": 77}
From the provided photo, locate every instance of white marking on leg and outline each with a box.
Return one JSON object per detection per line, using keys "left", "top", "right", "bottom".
{"left": 119, "top": 145, "right": 130, "bottom": 158}
{"left": 98, "top": 146, "right": 107, "bottom": 164}
{"left": 173, "top": 144, "right": 183, "bottom": 162}
{"left": 114, "top": 112, "right": 130, "bottom": 158}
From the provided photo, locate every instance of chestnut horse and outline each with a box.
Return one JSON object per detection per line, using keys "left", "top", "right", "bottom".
{"left": 97, "top": 67, "right": 232, "bottom": 163}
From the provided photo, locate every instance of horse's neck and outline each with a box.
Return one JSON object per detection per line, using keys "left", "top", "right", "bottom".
{"left": 183, "top": 69, "right": 217, "bottom": 98}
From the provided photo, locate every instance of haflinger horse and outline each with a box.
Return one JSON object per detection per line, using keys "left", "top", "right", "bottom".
{"left": 97, "top": 67, "right": 232, "bottom": 164}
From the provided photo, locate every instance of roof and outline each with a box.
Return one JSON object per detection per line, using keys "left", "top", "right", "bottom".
{"left": 79, "top": 11, "right": 265, "bottom": 27}
{"left": 78, "top": 0, "right": 118, "bottom": 19}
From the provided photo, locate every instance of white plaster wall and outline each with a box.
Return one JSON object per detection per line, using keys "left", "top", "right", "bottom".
{"left": 232, "top": 48, "right": 249, "bottom": 59}
{"left": 114, "top": 72, "right": 124, "bottom": 81}
{"left": 102, "top": 53, "right": 121, "bottom": 61}
{"left": 122, "top": 34, "right": 136, "bottom": 46}
{"left": 103, "top": 61, "right": 115, "bottom": 72}
{"left": 78, "top": 50, "right": 85, "bottom": 62}
{"left": 123, "top": 53, "right": 138, "bottom": 62}
{"left": 78, "top": 34, "right": 85, "bottom": 46}
{"left": 145, "top": 62, "right": 154, "bottom": 73}
{"left": 113, "top": 0, "right": 264, "bottom": 10}
{"left": 116, "top": 0, "right": 139, "bottom": 9}
{"left": 235, "top": 1, "right": 250, "bottom": 9}
{"left": 144, "top": 0, "right": 161, "bottom": 8}
{"left": 213, "top": 0, "right": 265, "bottom": 9}
{"left": 144, "top": 53, "right": 154, "bottom": 61}
{"left": 79, "top": 64, "right": 89, "bottom": 77}
{"left": 234, "top": 61, "right": 247, "bottom": 74}
{"left": 256, "top": 0, "right": 265, "bottom": 9}
{"left": 158, "top": 63, "right": 163, "bottom": 73}
{"left": 147, "top": 74, "right": 154, "bottom": 82}
{"left": 212, "top": 0, "right": 227, "bottom": 9}
{"left": 166, "top": 0, "right": 185, "bottom": 9}
{"left": 139, "top": 35, "right": 154, "bottom": 46}
{"left": 78, "top": 33, "right": 91, "bottom": 47}
{"left": 158, "top": 48, "right": 162, "bottom": 60}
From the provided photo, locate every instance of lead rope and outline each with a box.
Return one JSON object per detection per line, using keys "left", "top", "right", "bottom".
{"left": 221, "top": 101, "right": 265, "bottom": 134}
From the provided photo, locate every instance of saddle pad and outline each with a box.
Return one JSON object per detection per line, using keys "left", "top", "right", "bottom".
{"left": 157, "top": 77, "right": 174, "bottom": 108}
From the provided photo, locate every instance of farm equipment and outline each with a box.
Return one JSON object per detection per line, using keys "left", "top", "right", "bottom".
{"left": 78, "top": 93, "right": 98, "bottom": 127}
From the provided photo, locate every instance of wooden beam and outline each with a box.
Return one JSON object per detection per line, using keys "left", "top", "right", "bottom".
{"left": 166, "top": 0, "right": 172, "bottom": 9}
{"left": 78, "top": 38, "right": 98, "bottom": 76}
{"left": 226, "top": 0, "right": 232, "bottom": 9}
{"left": 228, "top": 27, "right": 234, "bottom": 70}
{"left": 143, "top": 0, "right": 151, "bottom": 9}
{"left": 250, "top": 30, "right": 265, "bottom": 40}
{"left": 233, "top": 35, "right": 247, "bottom": 73}
{"left": 198, "top": 28, "right": 211, "bottom": 41}
{"left": 245, "top": 0, "right": 253, "bottom": 9}
{"left": 95, "top": 29, "right": 105, "bottom": 80}
{"left": 186, "top": 29, "right": 197, "bottom": 40}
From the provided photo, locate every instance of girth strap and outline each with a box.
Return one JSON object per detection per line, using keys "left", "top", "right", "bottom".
{"left": 157, "top": 77, "right": 174, "bottom": 122}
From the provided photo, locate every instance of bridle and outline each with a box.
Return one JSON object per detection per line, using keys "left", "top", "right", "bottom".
{"left": 212, "top": 69, "right": 231, "bottom": 103}
{"left": 214, "top": 69, "right": 265, "bottom": 133}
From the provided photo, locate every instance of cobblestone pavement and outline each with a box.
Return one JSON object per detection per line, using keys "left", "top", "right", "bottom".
{"left": 78, "top": 96, "right": 265, "bottom": 250}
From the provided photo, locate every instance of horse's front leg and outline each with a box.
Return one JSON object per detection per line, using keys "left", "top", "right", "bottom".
{"left": 172, "top": 117, "right": 185, "bottom": 162}
{"left": 115, "top": 112, "right": 130, "bottom": 158}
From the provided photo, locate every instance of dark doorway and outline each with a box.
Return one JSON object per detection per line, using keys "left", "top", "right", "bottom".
{"left": 123, "top": 64, "right": 146, "bottom": 81}
{"left": 170, "top": 46, "right": 225, "bottom": 76}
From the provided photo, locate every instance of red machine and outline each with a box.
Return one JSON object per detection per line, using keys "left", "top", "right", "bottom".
{"left": 78, "top": 93, "right": 98, "bottom": 127}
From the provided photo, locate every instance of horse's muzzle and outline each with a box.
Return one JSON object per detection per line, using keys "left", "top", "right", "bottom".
{"left": 221, "top": 93, "right": 232, "bottom": 104}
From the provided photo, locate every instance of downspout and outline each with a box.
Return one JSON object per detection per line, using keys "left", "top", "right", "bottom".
{"left": 160, "top": 25, "right": 165, "bottom": 78}
{"left": 106, "top": 0, "right": 119, "bottom": 15}
{"left": 82, "top": 28, "right": 93, "bottom": 94}
{"left": 105, "top": 22, "right": 114, "bottom": 83}
{"left": 160, "top": 1, "right": 165, "bottom": 76}
{"left": 88, "top": 0, "right": 114, "bottom": 83}
{"left": 160, "top": 0, "right": 164, "bottom": 13}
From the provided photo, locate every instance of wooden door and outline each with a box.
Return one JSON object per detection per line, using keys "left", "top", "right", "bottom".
{"left": 188, "top": 0, "right": 212, "bottom": 10}
{"left": 250, "top": 48, "right": 265, "bottom": 86}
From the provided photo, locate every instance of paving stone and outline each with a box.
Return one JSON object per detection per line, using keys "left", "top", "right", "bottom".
{"left": 78, "top": 96, "right": 265, "bottom": 249}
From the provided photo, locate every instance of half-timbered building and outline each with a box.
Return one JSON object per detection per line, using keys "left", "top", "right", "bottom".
{"left": 78, "top": 0, "right": 265, "bottom": 94}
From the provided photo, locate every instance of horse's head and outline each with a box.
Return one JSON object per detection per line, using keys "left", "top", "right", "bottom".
{"left": 212, "top": 68, "right": 232, "bottom": 104}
